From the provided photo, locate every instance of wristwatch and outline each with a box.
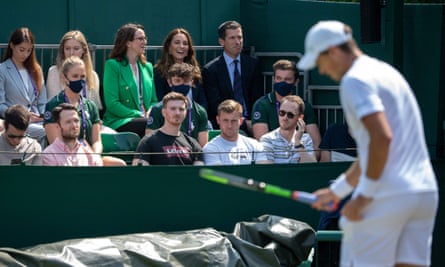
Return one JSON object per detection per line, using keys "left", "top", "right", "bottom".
{"left": 294, "top": 143, "right": 304, "bottom": 149}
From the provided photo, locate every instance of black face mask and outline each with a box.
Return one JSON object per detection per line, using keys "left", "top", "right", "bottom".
{"left": 171, "top": 84, "right": 191, "bottom": 96}
{"left": 68, "top": 79, "right": 86, "bottom": 94}
{"left": 273, "top": 81, "right": 296, "bottom": 96}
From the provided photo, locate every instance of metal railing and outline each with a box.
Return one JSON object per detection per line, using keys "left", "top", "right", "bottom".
{"left": 0, "top": 43, "right": 224, "bottom": 72}
{"left": 307, "top": 85, "right": 344, "bottom": 133}
{"left": 0, "top": 43, "right": 343, "bottom": 131}
{"left": 253, "top": 51, "right": 309, "bottom": 98}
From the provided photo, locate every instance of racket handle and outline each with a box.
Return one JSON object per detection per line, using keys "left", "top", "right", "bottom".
{"left": 292, "top": 191, "right": 317, "bottom": 204}
{"left": 292, "top": 191, "right": 338, "bottom": 210}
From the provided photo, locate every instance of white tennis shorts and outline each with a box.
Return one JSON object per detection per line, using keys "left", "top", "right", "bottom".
{"left": 338, "top": 191, "right": 438, "bottom": 267}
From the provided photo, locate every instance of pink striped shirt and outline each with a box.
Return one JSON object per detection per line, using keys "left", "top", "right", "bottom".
{"left": 42, "top": 138, "right": 102, "bottom": 166}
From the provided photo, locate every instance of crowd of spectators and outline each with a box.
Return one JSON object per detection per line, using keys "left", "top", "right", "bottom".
{"left": 0, "top": 21, "right": 356, "bottom": 166}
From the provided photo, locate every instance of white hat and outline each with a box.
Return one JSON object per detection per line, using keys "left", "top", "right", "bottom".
{"left": 297, "top": 20, "right": 352, "bottom": 70}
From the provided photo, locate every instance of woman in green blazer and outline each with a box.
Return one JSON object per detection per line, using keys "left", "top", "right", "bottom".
{"left": 103, "top": 23, "right": 158, "bottom": 137}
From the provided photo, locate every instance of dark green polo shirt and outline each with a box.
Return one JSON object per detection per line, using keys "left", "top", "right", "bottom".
{"left": 43, "top": 91, "right": 101, "bottom": 145}
{"left": 146, "top": 101, "right": 208, "bottom": 139}
{"left": 251, "top": 92, "right": 316, "bottom": 131}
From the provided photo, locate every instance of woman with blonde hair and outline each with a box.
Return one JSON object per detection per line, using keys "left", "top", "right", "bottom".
{"left": 46, "top": 30, "right": 102, "bottom": 110}
{"left": 44, "top": 56, "right": 125, "bottom": 166}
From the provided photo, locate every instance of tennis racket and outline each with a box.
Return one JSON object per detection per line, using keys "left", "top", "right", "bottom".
{"left": 199, "top": 168, "right": 319, "bottom": 205}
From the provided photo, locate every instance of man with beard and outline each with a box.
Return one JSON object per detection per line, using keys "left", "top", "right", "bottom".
{"left": 251, "top": 60, "right": 321, "bottom": 159}
{"left": 260, "top": 95, "right": 316, "bottom": 163}
{"left": 146, "top": 63, "right": 208, "bottom": 147}
{"left": 42, "top": 103, "right": 102, "bottom": 166}
{"left": 133, "top": 92, "right": 204, "bottom": 165}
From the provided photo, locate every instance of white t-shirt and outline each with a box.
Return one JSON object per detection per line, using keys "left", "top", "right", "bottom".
{"left": 203, "top": 134, "right": 267, "bottom": 165}
{"left": 340, "top": 55, "right": 437, "bottom": 198}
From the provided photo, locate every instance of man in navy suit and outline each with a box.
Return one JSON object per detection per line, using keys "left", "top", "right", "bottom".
{"left": 202, "top": 21, "right": 263, "bottom": 136}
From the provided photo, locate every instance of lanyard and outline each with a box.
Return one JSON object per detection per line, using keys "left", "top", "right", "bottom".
{"left": 12, "top": 61, "right": 39, "bottom": 107}
{"left": 187, "top": 92, "right": 193, "bottom": 135}
{"left": 133, "top": 63, "right": 144, "bottom": 113}
{"left": 275, "top": 101, "right": 280, "bottom": 119}
{"left": 188, "top": 106, "right": 193, "bottom": 135}
{"left": 64, "top": 91, "right": 88, "bottom": 140}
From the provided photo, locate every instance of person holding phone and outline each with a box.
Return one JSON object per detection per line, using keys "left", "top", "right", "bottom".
{"left": 0, "top": 27, "right": 47, "bottom": 145}
{"left": 260, "top": 95, "right": 316, "bottom": 163}
{"left": 0, "top": 104, "right": 42, "bottom": 165}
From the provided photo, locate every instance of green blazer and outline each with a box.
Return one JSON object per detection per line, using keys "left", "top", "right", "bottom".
{"left": 103, "top": 58, "right": 158, "bottom": 129}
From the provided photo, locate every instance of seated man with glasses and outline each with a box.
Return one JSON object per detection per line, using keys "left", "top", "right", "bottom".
{"left": 260, "top": 95, "right": 316, "bottom": 163}
{"left": 0, "top": 104, "right": 42, "bottom": 165}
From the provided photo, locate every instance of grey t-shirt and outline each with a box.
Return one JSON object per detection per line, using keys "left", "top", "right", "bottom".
{"left": 0, "top": 134, "right": 42, "bottom": 165}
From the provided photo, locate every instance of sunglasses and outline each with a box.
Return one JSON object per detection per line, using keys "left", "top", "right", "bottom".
{"left": 278, "top": 110, "right": 297, "bottom": 119}
{"left": 7, "top": 133, "right": 27, "bottom": 139}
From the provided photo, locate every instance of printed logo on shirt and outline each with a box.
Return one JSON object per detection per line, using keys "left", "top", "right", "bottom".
{"left": 146, "top": 116, "right": 154, "bottom": 126}
{"left": 229, "top": 147, "right": 249, "bottom": 162}
{"left": 43, "top": 111, "right": 52, "bottom": 121}
{"left": 163, "top": 145, "right": 191, "bottom": 159}
{"left": 253, "top": 111, "right": 261, "bottom": 120}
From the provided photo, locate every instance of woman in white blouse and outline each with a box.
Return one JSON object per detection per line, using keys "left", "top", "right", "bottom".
{"left": 46, "top": 30, "right": 102, "bottom": 110}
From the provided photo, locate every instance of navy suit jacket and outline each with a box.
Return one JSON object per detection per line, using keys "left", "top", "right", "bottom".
{"left": 202, "top": 53, "right": 263, "bottom": 128}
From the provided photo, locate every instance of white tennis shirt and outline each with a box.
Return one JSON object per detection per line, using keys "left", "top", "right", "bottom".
{"left": 340, "top": 55, "right": 438, "bottom": 198}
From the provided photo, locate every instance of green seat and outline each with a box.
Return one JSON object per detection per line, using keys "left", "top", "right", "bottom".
{"left": 208, "top": 130, "right": 221, "bottom": 141}
{"left": 208, "top": 129, "right": 248, "bottom": 141}
{"left": 101, "top": 132, "right": 141, "bottom": 153}
{"left": 101, "top": 132, "right": 141, "bottom": 164}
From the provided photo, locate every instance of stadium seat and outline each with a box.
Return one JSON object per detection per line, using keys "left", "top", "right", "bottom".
{"left": 101, "top": 132, "right": 141, "bottom": 153}
{"left": 101, "top": 132, "right": 141, "bottom": 164}
{"left": 208, "top": 129, "right": 248, "bottom": 141}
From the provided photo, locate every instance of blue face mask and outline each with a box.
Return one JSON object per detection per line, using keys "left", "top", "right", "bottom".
{"left": 273, "top": 81, "right": 296, "bottom": 96}
{"left": 68, "top": 79, "right": 86, "bottom": 94}
{"left": 171, "top": 84, "right": 191, "bottom": 96}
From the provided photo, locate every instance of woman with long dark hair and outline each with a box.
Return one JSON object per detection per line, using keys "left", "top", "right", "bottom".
{"left": 154, "top": 28, "right": 207, "bottom": 109}
{"left": 0, "top": 27, "right": 47, "bottom": 144}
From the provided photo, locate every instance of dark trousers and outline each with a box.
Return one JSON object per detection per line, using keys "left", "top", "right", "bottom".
{"left": 116, "top": 118, "right": 148, "bottom": 138}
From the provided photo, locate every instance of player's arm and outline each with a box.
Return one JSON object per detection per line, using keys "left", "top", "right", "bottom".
{"left": 340, "top": 112, "right": 392, "bottom": 220}
{"left": 361, "top": 111, "right": 392, "bottom": 182}
{"left": 311, "top": 159, "right": 360, "bottom": 211}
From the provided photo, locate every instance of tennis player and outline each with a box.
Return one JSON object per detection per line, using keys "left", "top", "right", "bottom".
{"left": 298, "top": 20, "right": 438, "bottom": 267}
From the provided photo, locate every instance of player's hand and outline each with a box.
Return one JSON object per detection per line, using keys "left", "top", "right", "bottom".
{"left": 311, "top": 188, "right": 339, "bottom": 212}
{"left": 341, "top": 195, "right": 372, "bottom": 221}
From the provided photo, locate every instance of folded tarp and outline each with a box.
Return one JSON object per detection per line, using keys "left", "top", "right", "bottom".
{"left": 0, "top": 215, "right": 315, "bottom": 267}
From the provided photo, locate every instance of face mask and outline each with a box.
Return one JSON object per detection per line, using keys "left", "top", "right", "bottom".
{"left": 171, "top": 84, "right": 190, "bottom": 96}
{"left": 68, "top": 79, "right": 86, "bottom": 94}
{"left": 273, "top": 81, "right": 296, "bottom": 96}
